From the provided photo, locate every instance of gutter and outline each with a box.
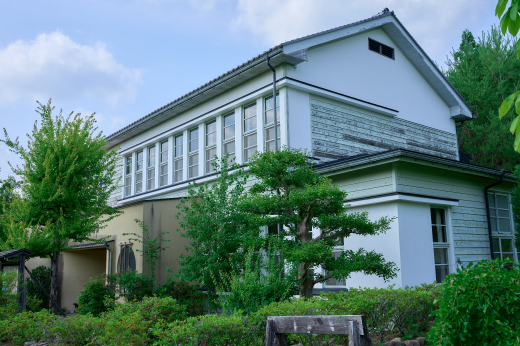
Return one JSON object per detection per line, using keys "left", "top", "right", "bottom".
{"left": 105, "top": 241, "right": 113, "bottom": 275}
{"left": 484, "top": 171, "right": 505, "bottom": 260}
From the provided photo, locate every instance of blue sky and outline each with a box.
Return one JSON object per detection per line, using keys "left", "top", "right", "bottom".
{"left": 0, "top": 0, "right": 499, "bottom": 179}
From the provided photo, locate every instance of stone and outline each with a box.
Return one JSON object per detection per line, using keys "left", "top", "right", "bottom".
{"left": 383, "top": 340, "right": 405, "bottom": 346}
{"left": 24, "top": 343, "right": 48, "bottom": 346}
{"left": 416, "top": 337, "right": 426, "bottom": 346}
{"left": 404, "top": 340, "right": 420, "bottom": 346}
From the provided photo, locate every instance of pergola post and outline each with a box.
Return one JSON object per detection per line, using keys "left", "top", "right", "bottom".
{"left": 17, "top": 253, "right": 27, "bottom": 313}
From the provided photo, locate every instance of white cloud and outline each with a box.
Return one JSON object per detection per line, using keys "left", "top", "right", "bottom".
{"left": 232, "top": 0, "right": 492, "bottom": 65}
{"left": 71, "top": 107, "right": 126, "bottom": 135}
{"left": 0, "top": 31, "right": 143, "bottom": 106}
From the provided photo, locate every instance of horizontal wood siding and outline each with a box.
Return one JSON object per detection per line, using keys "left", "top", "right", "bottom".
{"left": 107, "top": 156, "right": 123, "bottom": 208}
{"left": 396, "top": 162, "right": 514, "bottom": 266}
{"left": 330, "top": 164, "right": 394, "bottom": 200}
{"left": 310, "top": 97, "right": 458, "bottom": 161}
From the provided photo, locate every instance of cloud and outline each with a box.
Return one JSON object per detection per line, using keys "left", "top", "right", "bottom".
{"left": 70, "top": 107, "right": 126, "bottom": 135}
{"left": 232, "top": 0, "right": 492, "bottom": 65}
{"left": 0, "top": 31, "right": 143, "bottom": 106}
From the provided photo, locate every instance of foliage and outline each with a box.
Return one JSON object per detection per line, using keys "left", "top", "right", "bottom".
{"left": 215, "top": 246, "right": 298, "bottom": 315}
{"left": 0, "top": 175, "right": 21, "bottom": 243}
{"left": 26, "top": 265, "right": 51, "bottom": 311}
{"left": 0, "top": 270, "right": 18, "bottom": 320}
{"left": 51, "top": 314, "right": 102, "bottom": 345}
{"left": 117, "top": 270, "right": 154, "bottom": 302}
{"left": 154, "top": 279, "right": 204, "bottom": 317}
{"left": 0, "top": 99, "right": 122, "bottom": 313}
{"left": 445, "top": 27, "right": 520, "bottom": 168}
{"left": 427, "top": 259, "right": 520, "bottom": 345}
{"left": 176, "top": 155, "right": 260, "bottom": 292}
{"left": 0, "top": 309, "right": 57, "bottom": 344}
{"left": 77, "top": 276, "right": 116, "bottom": 317}
{"left": 124, "top": 219, "right": 169, "bottom": 287}
{"left": 511, "top": 165, "right": 520, "bottom": 252}
{"left": 242, "top": 148, "right": 397, "bottom": 298}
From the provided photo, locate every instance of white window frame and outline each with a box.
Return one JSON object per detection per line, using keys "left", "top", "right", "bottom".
{"left": 188, "top": 128, "right": 199, "bottom": 178}
{"left": 243, "top": 103, "right": 257, "bottom": 163}
{"left": 135, "top": 150, "right": 143, "bottom": 194}
{"left": 159, "top": 140, "right": 168, "bottom": 187}
{"left": 222, "top": 112, "right": 236, "bottom": 162}
{"left": 174, "top": 134, "right": 183, "bottom": 183}
{"left": 147, "top": 145, "right": 156, "bottom": 191}
{"left": 205, "top": 120, "right": 217, "bottom": 173}
{"left": 124, "top": 156, "right": 132, "bottom": 196}
{"left": 488, "top": 192, "right": 514, "bottom": 235}
{"left": 264, "top": 94, "right": 280, "bottom": 152}
{"left": 431, "top": 207, "right": 450, "bottom": 283}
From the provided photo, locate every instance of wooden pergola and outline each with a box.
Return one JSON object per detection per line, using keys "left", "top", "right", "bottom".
{"left": 0, "top": 248, "right": 65, "bottom": 315}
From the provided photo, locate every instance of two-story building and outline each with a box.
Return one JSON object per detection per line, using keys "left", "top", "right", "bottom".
{"left": 34, "top": 8, "right": 517, "bottom": 310}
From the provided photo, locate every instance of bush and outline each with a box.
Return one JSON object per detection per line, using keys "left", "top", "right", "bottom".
{"left": 27, "top": 265, "right": 51, "bottom": 311}
{"left": 0, "top": 270, "right": 18, "bottom": 319}
{"left": 116, "top": 270, "right": 154, "bottom": 302}
{"left": 427, "top": 259, "right": 520, "bottom": 346}
{"left": 155, "top": 279, "right": 204, "bottom": 317}
{"left": 51, "top": 314, "right": 102, "bottom": 345}
{"left": 0, "top": 309, "right": 57, "bottom": 344}
{"left": 77, "top": 276, "right": 116, "bottom": 317}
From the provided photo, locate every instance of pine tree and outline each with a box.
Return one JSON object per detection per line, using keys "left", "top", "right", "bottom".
{"left": 0, "top": 100, "right": 122, "bottom": 313}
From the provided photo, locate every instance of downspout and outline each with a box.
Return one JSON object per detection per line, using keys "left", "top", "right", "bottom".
{"left": 105, "top": 241, "right": 112, "bottom": 275}
{"left": 266, "top": 54, "right": 282, "bottom": 236}
{"left": 484, "top": 171, "right": 505, "bottom": 259}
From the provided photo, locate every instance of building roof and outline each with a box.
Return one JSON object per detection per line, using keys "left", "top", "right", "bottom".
{"left": 105, "top": 8, "right": 472, "bottom": 148}
{"left": 0, "top": 248, "right": 33, "bottom": 261}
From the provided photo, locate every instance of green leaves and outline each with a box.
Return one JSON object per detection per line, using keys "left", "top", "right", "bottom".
{"left": 496, "top": 0, "right": 509, "bottom": 18}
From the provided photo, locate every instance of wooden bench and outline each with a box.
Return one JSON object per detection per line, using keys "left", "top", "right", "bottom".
{"left": 265, "top": 315, "right": 373, "bottom": 346}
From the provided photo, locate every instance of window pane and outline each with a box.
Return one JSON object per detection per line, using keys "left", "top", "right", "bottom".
{"left": 490, "top": 217, "right": 497, "bottom": 233}
{"left": 498, "top": 209, "right": 510, "bottom": 217}
{"left": 244, "top": 104, "right": 256, "bottom": 118}
{"left": 501, "top": 238, "right": 513, "bottom": 253}
{"left": 492, "top": 237, "right": 500, "bottom": 252}
{"left": 496, "top": 195, "right": 508, "bottom": 209}
{"left": 244, "top": 133, "right": 257, "bottom": 148}
{"left": 430, "top": 208, "right": 445, "bottom": 226}
{"left": 160, "top": 175, "right": 168, "bottom": 187}
{"left": 189, "top": 154, "right": 198, "bottom": 178}
{"left": 206, "top": 132, "right": 217, "bottom": 147}
{"left": 148, "top": 147, "right": 155, "bottom": 167}
{"left": 189, "top": 154, "right": 198, "bottom": 167}
{"left": 434, "top": 248, "right": 448, "bottom": 265}
{"left": 488, "top": 194, "right": 495, "bottom": 208}
{"left": 268, "top": 224, "right": 278, "bottom": 235}
{"left": 244, "top": 116, "right": 257, "bottom": 132}
{"left": 265, "top": 94, "right": 280, "bottom": 112}
{"left": 206, "top": 121, "right": 216, "bottom": 134}
{"left": 189, "top": 165, "right": 198, "bottom": 178}
{"left": 189, "top": 129, "right": 199, "bottom": 152}
{"left": 160, "top": 142, "right": 168, "bottom": 163}
{"left": 503, "top": 253, "right": 514, "bottom": 260}
{"left": 224, "top": 124, "right": 235, "bottom": 140}
{"left": 206, "top": 147, "right": 217, "bottom": 161}
{"left": 498, "top": 218, "right": 511, "bottom": 233}
{"left": 147, "top": 177, "right": 155, "bottom": 190}
{"left": 125, "top": 185, "right": 131, "bottom": 196}
{"left": 224, "top": 114, "right": 235, "bottom": 127}
{"left": 494, "top": 252, "right": 502, "bottom": 259}
{"left": 224, "top": 141, "right": 235, "bottom": 156}
{"left": 175, "top": 159, "right": 183, "bottom": 172}
{"left": 175, "top": 145, "right": 183, "bottom": 158}
{"left": 244, "top": 147, "right": 257, "bottom": 162}
{"left": 175, "top": 135, "right": 183, "bottom": 147}
{"left": 125, "top": 157, "right": 132, "bottom": 175}
{"left": 174, "top": 158, "right": 183, "bottom": 183}
{"left": 432, "top": 226, "right": 447, "bottom": 243}
{"left": 174, "top": 170, "right": 183, "bottom": 183}
{"left": 136, "top": 151, "right": 143, "bottom": 171}
{"left": 435, "top": 265, "right": 449, "bottom": 283}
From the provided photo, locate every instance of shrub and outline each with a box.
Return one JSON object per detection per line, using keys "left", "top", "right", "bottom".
{"left": 27, "top": 265, "right": 51, "bottom": 311}
{"left": 0, "top": 270, "right": 18, "bottom": 319}
{"left": 427, "top": 259, "right": 520, "bottom": 346}
{"left": 111, "top": 296, "right": 188, "bottom": 324}
{"left": 77, "top": 276, "right": 116, "bottom": 317}
{"left": 51, "top": 314, "right": 103, "bottom": 345}
{"left": 117, "top": 270, "right": 153, "bottom": 302}
{"left": 155, "top": 279, "right": 204, "bottom": 317}
{"left": 0, "top": 310, "right": 57, "bottom": 344}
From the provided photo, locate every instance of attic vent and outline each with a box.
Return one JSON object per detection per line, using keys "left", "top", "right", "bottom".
{"left": 368, "top": 38, "right": 394, "bottom": 59}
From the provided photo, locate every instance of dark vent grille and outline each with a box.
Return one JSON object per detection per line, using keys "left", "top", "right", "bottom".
{"left": 368, "top": 38, "right": 394, "bottom": 59}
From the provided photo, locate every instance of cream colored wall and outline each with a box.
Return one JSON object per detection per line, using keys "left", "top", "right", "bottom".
{"left": 25, "top": 257, "right": 51, "bottom": 272}
{"left": 61, "top": 248, "right": 106, "bottom": 310}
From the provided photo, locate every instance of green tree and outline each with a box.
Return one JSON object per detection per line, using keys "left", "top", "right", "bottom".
{"left": 241, "top": 148, "right": 398, "bottom": 298}
{"left": 176, "top": 156, "right": 261, "bottom": 291}
{"left": 0, "top": 100, "right": 122, "bottom": 313}
{"left": 0, "top": 176, "right": 21, "bottom": 242}
{"left": 446, "top": 26, "right": 520, "bottom": 170}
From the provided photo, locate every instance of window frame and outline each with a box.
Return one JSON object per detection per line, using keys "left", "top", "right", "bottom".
{"left": 264, "top": 94, "right": 281, "bottom": 152}
{"left": 135, "top": 150, "right": 143, "bottom": 194}
{"left": 492, "top": 236, "right": 516, "bottom": 261}
{"left": 488, "top": 192, "right": 513, "bottom": 235}
{"left": 205, "top": 120, "right": 217, "bottom": 173}
{"left": 147, "top": 145, "right": 156, "bottom": 191}
{"left": 174, "top": 134, "right": 183, "bottom": 183}
{"left": 124, "top": 156, "right": 132, "bottom": 196}
{"left": 431, "top": 207, "right": 450, "bottom": 284}
{"left": 188, "top": 128, "right": 199, "bottom": 178}
{"left": 243, "top": 103, "right": 258, "bottom": 163}
{"left": 159, "top": 141, "right": 168, "bottom": 187}
{"left": 222, "top": 112, "right": 236, "bottom": 162}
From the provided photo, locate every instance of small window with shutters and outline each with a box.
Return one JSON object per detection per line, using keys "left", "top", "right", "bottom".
{"left": 368, "top": 38, "right": 395, "bottom": 59}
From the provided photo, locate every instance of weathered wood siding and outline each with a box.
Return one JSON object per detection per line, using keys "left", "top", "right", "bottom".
{"left": 310, "top": 97, "right": 458, "bottom": 161}
{"left": 396, "top": 162, "right": 514, "bottom": 266}
{"left": 329, "top": 164, "right": 394, "bottom": 200}
{"left": 107, "top": 156, "right": 123, "bottom": 208}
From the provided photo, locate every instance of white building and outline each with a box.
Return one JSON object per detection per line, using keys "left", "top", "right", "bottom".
{"left": 37, "top": 8, "right": 518, "bottom": 308}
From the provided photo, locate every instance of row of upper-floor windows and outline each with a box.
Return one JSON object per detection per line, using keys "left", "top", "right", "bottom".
{"left": 124, "top": 94, "right": 280, "bottom": 197}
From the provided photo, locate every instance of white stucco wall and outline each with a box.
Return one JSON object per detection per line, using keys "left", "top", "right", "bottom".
{"left": 287, "top": 88, "right": 311, "bottom": 151}
{"left": 286, "top": 29, "right": 455, "bottom": 134}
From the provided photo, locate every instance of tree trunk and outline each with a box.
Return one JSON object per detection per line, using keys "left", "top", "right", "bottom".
{"left": 49, "top": 251, "right": 60, "bottom": 314}
{"left": 298, "top": 263, "right": 314, "bottom": 299}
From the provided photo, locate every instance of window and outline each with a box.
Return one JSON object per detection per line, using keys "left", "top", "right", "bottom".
{"left": 243, "top": 103, "right": 257, "bottom": 162}
{"left": 368, "top": 38, "right": 395, "bottom": 59}
{"left": 488, "top": 193, "right": 512, "bottom": 234}
{"left": 431, "top": 208, "right": 449, "bottom": 283}
{"left": 174, "top": 135, "right": 183, "bottom": 183}
{"left": 125, "top": 156, "right": 132, "bottom": 196}
{"left": 135, "top": 150, "right": 143, "bottom": 194}
{"left": 264, "top": 94, "right": 280, "bottom": 151}
{"left": 325, "top": 251, "right": 346, "bottom": 287}
{"left": 147, "top": 146, "right": 156, "bottom": 190}
{"left": 117, "top": 244, "right": 136, "bottom": 273}
{"left": 189, "top": 128, "right": 199, "bottom": 178}
{"left": 159, "top": 141, "right": 168, "bottom": 187}
{"left": 206, "top": 120, "right": 217, "bottom": 173}
{"left": 492, "top": 237, "right": 515, "bottom": 260}
{"left": 223, "top": 113, "right": 235, "bottom": 162}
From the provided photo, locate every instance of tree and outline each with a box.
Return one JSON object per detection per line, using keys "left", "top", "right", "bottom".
{"left": 445, "top": 27, "right": 520, "bottom": 171}
{"left": 0, "top": 176, "right": 22, "bottom": 243}
{"left": 176, "top": 156, "right": 261, "bottom": 290}
{"left": 241, "top": 148, "right": 398, "bottom": 298}
{"left": 0, "top": 100, "right": 122, "bottom": 313}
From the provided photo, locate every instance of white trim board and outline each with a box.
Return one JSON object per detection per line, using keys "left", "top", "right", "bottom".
{"left": 346, "top": 194, "right": 459, "bottom": 208}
